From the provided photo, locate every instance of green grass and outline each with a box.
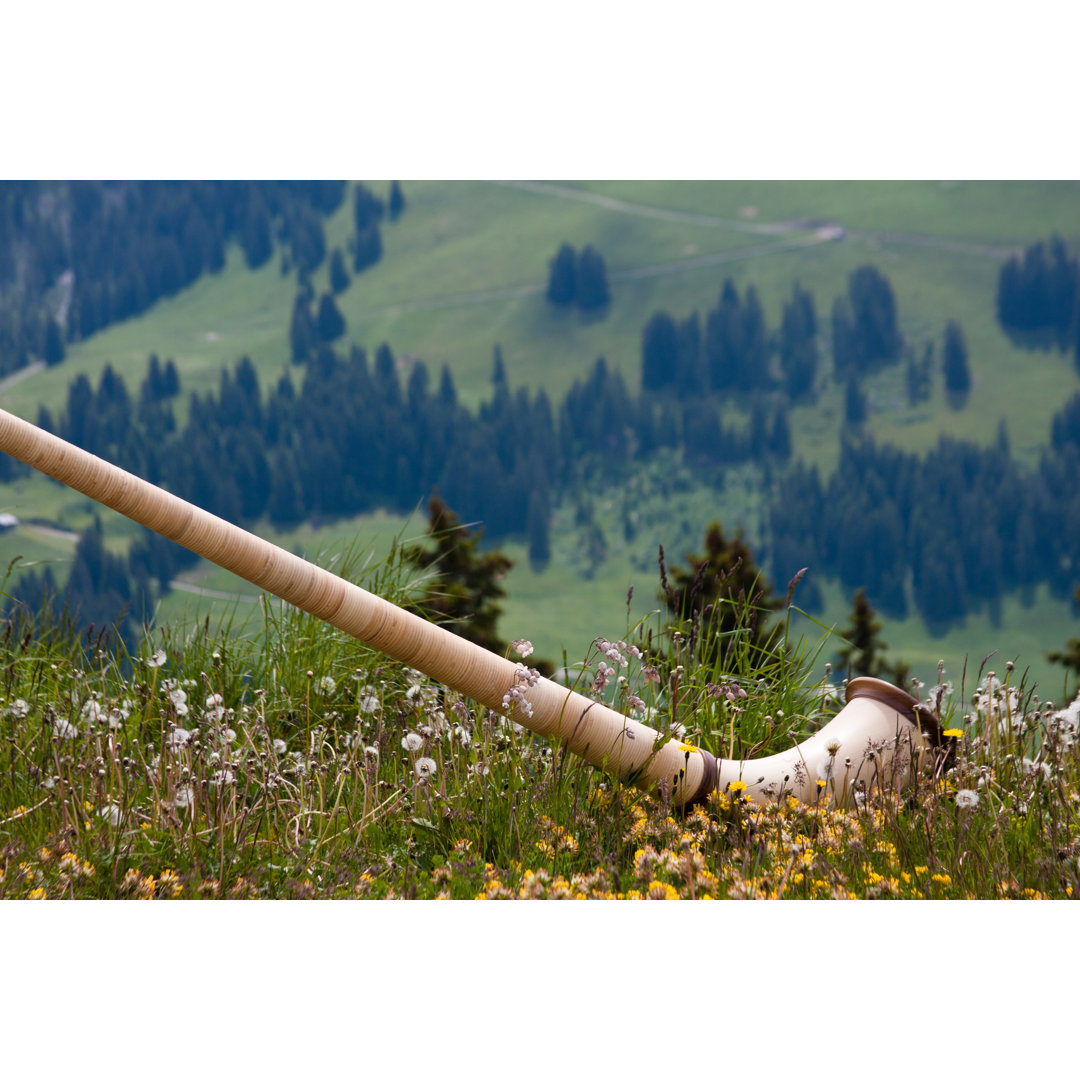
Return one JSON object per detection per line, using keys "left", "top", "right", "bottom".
{"left": 1, "top": 181, "right": 1078, "bottom": 698}
{"left": 2, "top": 548, "right": 1078, "bottom": 901}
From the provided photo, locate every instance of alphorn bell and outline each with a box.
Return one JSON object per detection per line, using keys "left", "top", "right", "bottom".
{"left": 0, "top": 408, "right": 941, "bottom": 806}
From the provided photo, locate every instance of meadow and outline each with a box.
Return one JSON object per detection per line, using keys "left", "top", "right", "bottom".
{"left": 1, "top": 181, "right": 1078, "bottom": 722}
{"left": 3, "top": 543, "right": 1078, "bottom": 901}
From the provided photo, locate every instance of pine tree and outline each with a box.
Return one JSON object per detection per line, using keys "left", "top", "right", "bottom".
{"left": 527, "top": 488, "right": 551, "bottom": 572}
{"left": 942, "top": 319, "right": 972, "bottom": 408}
{"left": 329, "top": 248, "right": 350, "bottom": 294}
{"left": 664, "top": 521, "right": 782, "bottom": 669}
{"left": 575, "top": 245, "right": 610, "bottom": 311}
{"left": 289, "top": 294, "right": 316, "bottom": 363}
{"left": 403, "top": 495, "right": 513, "bottom": 653}
{"left": 844, "top": 377, "right": 867, "bottom": 428}
{"left": 43, "top": 318, "right": 65, "bottom": 366}
{"left": 388, "top": 181, "right": 406, "bottom": 221}
{"left": 316, "top": 293, "right": 346, "bottom": 343}
{"left": 353, "top": 225, "right": 383, "bottom": 273}
{"left": 641, "top": 311, "right": 678, "bottom": 391}
{"left": 242, "top": 194, "right": 273, "bottom": 270}
{"left": 546, "top": 243, "right": 577, "bottom": 305}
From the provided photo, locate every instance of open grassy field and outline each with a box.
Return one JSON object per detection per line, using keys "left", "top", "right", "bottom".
{"left": 1, "top": 181, "right": 1078, "bottom": 698}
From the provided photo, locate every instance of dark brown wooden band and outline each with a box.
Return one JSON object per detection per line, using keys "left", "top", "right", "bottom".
{"left": 685, "top": 747, "right": 719, "bottom": 806}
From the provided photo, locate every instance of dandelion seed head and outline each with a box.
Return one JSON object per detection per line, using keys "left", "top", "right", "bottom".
{"left": 415, "top": 757, "right": 437, "bottom": 778}
{"left": 401, "top": 732, "right": 424, "bottom": 753}
{"left": 955, "top": 789, "right": 979, "bottom": 809}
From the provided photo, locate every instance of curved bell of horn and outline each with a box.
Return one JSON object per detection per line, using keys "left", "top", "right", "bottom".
{"left": 694, "top": 677, "right": 943, "bottom": 807}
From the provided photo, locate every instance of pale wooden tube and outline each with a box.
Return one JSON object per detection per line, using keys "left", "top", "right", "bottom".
{"left": 0, "top": 410, "right": 943, "bottom": 806}
{"left": 0, "top": 408, "right": 714, "bottom": 805}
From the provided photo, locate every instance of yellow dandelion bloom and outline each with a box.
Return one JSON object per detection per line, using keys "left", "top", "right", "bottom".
{"left": 942, "top": 728, "right": 963, "bottom": 738}
{"left": 28, "top": 887, "right": 47, "bottom": 900}
{"left": 729, "top": 780, "right": 747, "bottom": 794}
{"left": 678, "top": 742, "right": 700, "bottom": 755}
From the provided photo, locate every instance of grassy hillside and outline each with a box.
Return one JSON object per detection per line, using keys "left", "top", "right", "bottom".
{"left": 1, "top": 181, "right": 1078, "bottom": 698}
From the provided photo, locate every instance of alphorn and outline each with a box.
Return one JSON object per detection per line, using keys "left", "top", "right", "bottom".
{"left": 0, "top": 408, "right": 941, "bottom": 806}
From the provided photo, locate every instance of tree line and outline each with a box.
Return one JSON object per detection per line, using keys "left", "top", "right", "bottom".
{"left": 0, "top": 181, "right": 414, "bottom": 378}
{"left": 769, "top": 404, "right": 1080, "bottom": 634}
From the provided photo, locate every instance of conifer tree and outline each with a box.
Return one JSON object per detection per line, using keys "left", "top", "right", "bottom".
{"left": 664, "top": 521, "right": 782, "bottom": 668}
{"left": 329, "top": 248, "right": 350, "bottom": 294}
{"left": 43, "top": 318, "right": 65, "bottom": 366}
{"left": 388, "top": 181, "right": 406, "bottom": 221}
{"left": 575, "top": 246, "right": 610, "bottom": 311}
{"left": 942, "top": 319, "right": 972, "bottom": 408}
{"left": 546, "top": 243, "right": 577, "bottom": 305}
{"left": 316, "top": 292, "right": 346, "bottom": 343}
{"left": 641, "top": 311, "right": 678, "bottom": 391}
{"left": 403, "top": 495, "right": 512, "bottom": 653}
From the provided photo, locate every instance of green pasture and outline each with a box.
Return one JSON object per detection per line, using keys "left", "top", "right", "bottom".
{"left": 0, "top": 181, "right": 1078, "bottom": 693}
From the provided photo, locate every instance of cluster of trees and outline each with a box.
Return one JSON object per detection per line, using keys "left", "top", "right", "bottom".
{"left": 0, "top": 182, "right": 346, "bottom": 376}
{"left": 546, "top": 243, "right": 610, "bottom": 311}
{"left": 640, "top": 268, "right": 908, "bottom": 408}
{"left": 4, "top": 518, "right": 156, "bottom": 649}
{"left": 349, "top": 181, "right": 405, "bottom": 276}
{"left": 641, "top": 279, "right": 773, "bottom": 395}
{"left": 996, "top": 235, "right": 1079, "bottom": 353}
{"left": 8, "top": 331, "right": 807, "bottom": 636}
{"left": 770, "top": 401, "right": 1080, "bottom": 634}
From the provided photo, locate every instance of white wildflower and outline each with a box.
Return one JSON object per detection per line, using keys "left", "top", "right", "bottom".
{"left": 52, "top": 716, "right": 79, "bottom": 740}
{"left": 272, "top": 739, "right": 287, "bottom": 755}
{"left": 360, "top": 695, "right": 380, "bottom": 714}
{"left": 98, "top": 803, "right": 122, "bottom": 826}
{"left": 166, "top": 727, "right": 192, "bottom": 751}
{"left": 452, "top": 724, "right": 471, "bottom": 746}
{"left": 511, "top": 639, "right": 534, "bottom": 658}
{"left": 955, "top": 789, "right": 980, "bottom": 809}
{"left": 1021, "top": 758, "right": 1052, "bottom": 781}
{"left": 209, "top": 768, "right": 235, "bottom": 787}
{"left": 414, "top": 757, "right": 437, "bottom": 779}
{"left": 401, "top": 732, "right": 424, "bottom": 752}
{"left": 146, "top": 649, "right": 167, "bottom": 668}
{"left": 318, "top": 676, "right": 336, "bottom": 695}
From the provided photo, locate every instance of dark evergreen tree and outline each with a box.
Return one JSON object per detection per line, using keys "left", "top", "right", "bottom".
{"left": 316, "top": 292, "right": 346, "bottom": 343}
{"left": 641, "top": 311, "right": 678, "bottom": 390}
{"left": 779, "top": 283, "right": 818, "bottom": 399}
{"left": 43, "top": 318, "right": 65, "bottom": 366}
{"left": 575, "top": 246, "right": 610, "bottom": 311}
{"left": 848, "top": 265, "right": 901, "bottom": 369}
{"left": 289, "top": 294, "right": 316, "bottom": 362}
{"left": 675, "top": 312, "right": 706, "bottom": 397}
{"left": 388, "top": 181, "right": 406, "bottom": 221}
{"left": 546, "top": 243, "right": 577, "bottom": 306}
{"left": 664, "top": 521, "right": 783, "bottom": 669}
{"left": 353, "top": 224, "right": 383, "bottom": 272}
{"left": 844, "top": 377, "right": 867, "bottom": 428}
{"left": 403, "top": 495, "right": 513, "bottom": 654}
{"left": 906, "top": 342, "right": 934, "bottom": 405}
{"left": 527, "top": 488, "right": 551, "bottom": 572}
{"left": 831, "top": 298, "right": 857, "bottom": 379}
{"left": 242, "top": 193, "right": 273, "bottom": 270}
{"left": 942, "top": 319, "right": 972, "bottom": 408}
{"left": 329, "top": 248, "right": 350, "bottom": 294}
